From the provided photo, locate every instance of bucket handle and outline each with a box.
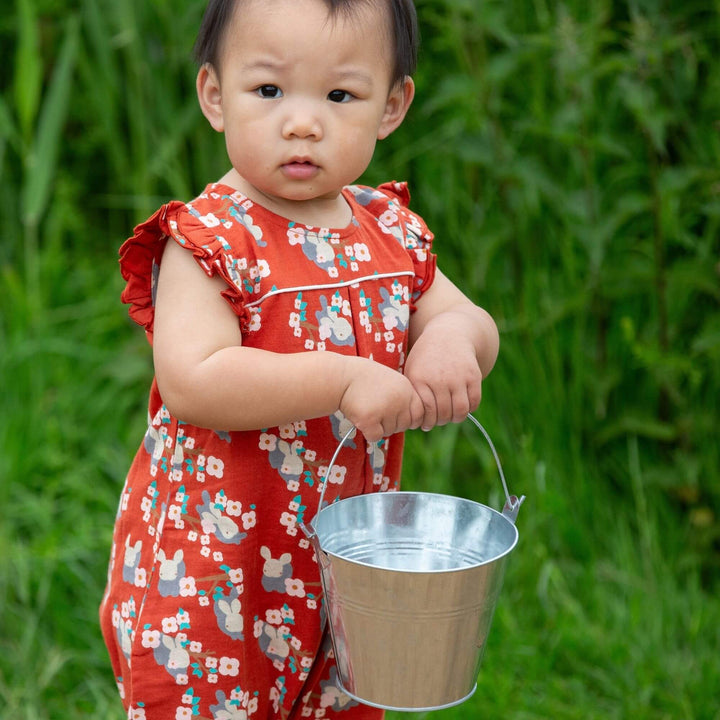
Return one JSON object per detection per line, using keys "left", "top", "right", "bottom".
{"left": 307, "top": 414, "right": 525, "bottom": 537}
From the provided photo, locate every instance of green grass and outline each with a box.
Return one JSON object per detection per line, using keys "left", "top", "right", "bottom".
{"left": 1, "top": 0, "right": 719, "bottom": 718}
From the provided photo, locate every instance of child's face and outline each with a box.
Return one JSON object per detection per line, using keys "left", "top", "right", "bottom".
{"left": 197, "top": 0, "right": 413, "bottom": 219}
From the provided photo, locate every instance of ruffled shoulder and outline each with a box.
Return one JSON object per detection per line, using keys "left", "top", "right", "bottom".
{"left": 349, "top": 181, "right": 437, "bottom": 306}
{"left": 119, "top": 192, "right": 250, "bottom": 342}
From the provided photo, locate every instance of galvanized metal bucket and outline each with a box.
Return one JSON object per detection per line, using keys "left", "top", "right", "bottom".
{"left": 301, "top": 415, "right": 525, "bottom": 712}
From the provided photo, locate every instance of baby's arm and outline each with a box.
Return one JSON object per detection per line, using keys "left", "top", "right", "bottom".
{"left": 404, "top": 269, "right": 499, "bottom": 430}
{"left": 152, "top": 241, "right": 424, "bottom": 442}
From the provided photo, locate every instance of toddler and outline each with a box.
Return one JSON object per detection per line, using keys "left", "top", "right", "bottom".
{"left": 100, "top": 0, "right": 499, "bottom": 718}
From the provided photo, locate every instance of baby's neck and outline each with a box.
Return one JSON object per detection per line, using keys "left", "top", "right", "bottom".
{"left": 217, "top": 170, "right": 354, "bottom": 229}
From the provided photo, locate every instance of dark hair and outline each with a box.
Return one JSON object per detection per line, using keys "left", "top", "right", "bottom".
{"left": 194, "top": 0, "right": 418, "bottom": 86}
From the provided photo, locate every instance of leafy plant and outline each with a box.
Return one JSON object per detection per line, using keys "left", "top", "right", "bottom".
{"left": 1, "top": 0, "right": 718, "bottom": 718}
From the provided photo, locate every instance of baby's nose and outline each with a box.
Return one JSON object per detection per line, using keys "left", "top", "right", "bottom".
{"left": 282, "top": 100, "right": 323, "bottom": 140}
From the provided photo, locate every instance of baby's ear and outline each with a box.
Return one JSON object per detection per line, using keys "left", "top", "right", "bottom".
{"left": 377, "top": 76, "right": 415, "bottom": 141}
{"left": 197, "top": 62, "right": 225, "bottom": 132}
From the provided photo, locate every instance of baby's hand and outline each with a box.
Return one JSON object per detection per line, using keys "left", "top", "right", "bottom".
{"left": 403, "top": 318, "right": 483, "bottom": 431}
{"left": 339, "top": 357, "right": 425, "bottom": 443}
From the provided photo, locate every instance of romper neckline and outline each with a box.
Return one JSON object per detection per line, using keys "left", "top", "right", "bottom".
{"left": 206, "top": 182, "right": 362, "bottom": 239}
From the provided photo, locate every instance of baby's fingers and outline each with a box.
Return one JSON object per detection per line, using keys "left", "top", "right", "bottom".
{"left": 414, "top": 383, "right": 439, "bottom": 431}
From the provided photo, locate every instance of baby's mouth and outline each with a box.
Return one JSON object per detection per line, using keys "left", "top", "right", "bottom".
{"left": 282, "top": 160, "right": 319, "bottom": 180}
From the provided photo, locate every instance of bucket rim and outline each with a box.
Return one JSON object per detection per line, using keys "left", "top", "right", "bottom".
{"left": 337, "top": 680, "right": 478, "bottom": 712}
{"left": 313, "top": 490, "right": 519, "bottom": 574}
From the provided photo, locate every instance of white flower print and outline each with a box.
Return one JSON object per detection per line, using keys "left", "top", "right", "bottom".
{"left": 327, "top": 465, "right": 346, "bottom": 484}
{"left": 285, "top": 578, "right": 305, "bottom": 597}
{"left": 228, "top": 567, "right": 243, "bottom": 584}
{"left": 141, "top": 629, "right": 161, "bottom": 648}
{"left": 198, "top": 212, "right": 220, "bottom": 228}
{"left": 134, "top": 567, "right": 147, "bottom": 588}
{"left": 248, "top": 310, "right": 262, "bottom": 332}
{"left": 175, "top": 708, "right": 193, "bottom": 720}
{"left": 162, "top": 616, "right": 179, "bottom": 633}
{"left": 379, "top": 209, "right": 398, "bottom": 226}
{"left": 226, "top": 500, "right": 243, "bottom": 517}
{"left": 280, "top": 512, "right": 296, "bottom": 528}
{"left": 218, "top": 656, "right": 240, "bottom": 676}
{"left": 288, "top": 228, "right": 305, "bottom": 245}
{"left": 278, "top": 423, "right": 296, "bottom": 440}
{"left": 354, "top": 242, "right": 371, "bottom": 261}
{"left": 179, "top": 577, "right": 197, "bottom": 597}
{"left": 259, "top": 433, "right": 277, "bottom": 451}
{"left": 257, "top": 258, "right": 270, "bottom": 277}
{"left": 206, "top": 456, "right": 224, "bottom": 478}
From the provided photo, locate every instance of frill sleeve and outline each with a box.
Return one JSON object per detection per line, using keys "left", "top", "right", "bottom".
{"left": 118, "top": 200, "right": 250, "bottom": 343}
{"left": 373, "top": 181, "right": 437, "bottom": 309}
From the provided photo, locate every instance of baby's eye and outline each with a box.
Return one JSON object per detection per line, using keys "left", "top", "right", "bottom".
{"left": 256, "top": 85, "right": 282, "bottom": 99}
{"left": 327, "top": 89, "right": 353, "bottom": 103}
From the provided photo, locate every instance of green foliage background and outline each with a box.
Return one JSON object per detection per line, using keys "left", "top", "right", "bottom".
{"left": 1, "top": 0, "right": 718, "bottom": 718}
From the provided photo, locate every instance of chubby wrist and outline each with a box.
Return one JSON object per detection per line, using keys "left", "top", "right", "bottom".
{"left": 413, "top": 304, "right": 499, "bottom": 377}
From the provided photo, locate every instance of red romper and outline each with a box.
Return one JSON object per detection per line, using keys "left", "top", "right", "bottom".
{"left": 99, "top": 181, "right": 436, "bottom": 720}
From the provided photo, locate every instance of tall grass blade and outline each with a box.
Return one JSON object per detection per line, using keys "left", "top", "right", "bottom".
{"left": 13, "top": 0, "right": 42, "bottom": 142}
{"left": 20, "top": 13, "right": 80, "bottom": 231}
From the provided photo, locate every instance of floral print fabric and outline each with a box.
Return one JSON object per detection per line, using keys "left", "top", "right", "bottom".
{"left": 100, "top": 182, "right": 436, "bottom": 720}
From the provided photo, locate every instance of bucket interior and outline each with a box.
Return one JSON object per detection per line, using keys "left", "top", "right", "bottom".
{"left": 313, "top": 491, "right": 518, "bottom": 572}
